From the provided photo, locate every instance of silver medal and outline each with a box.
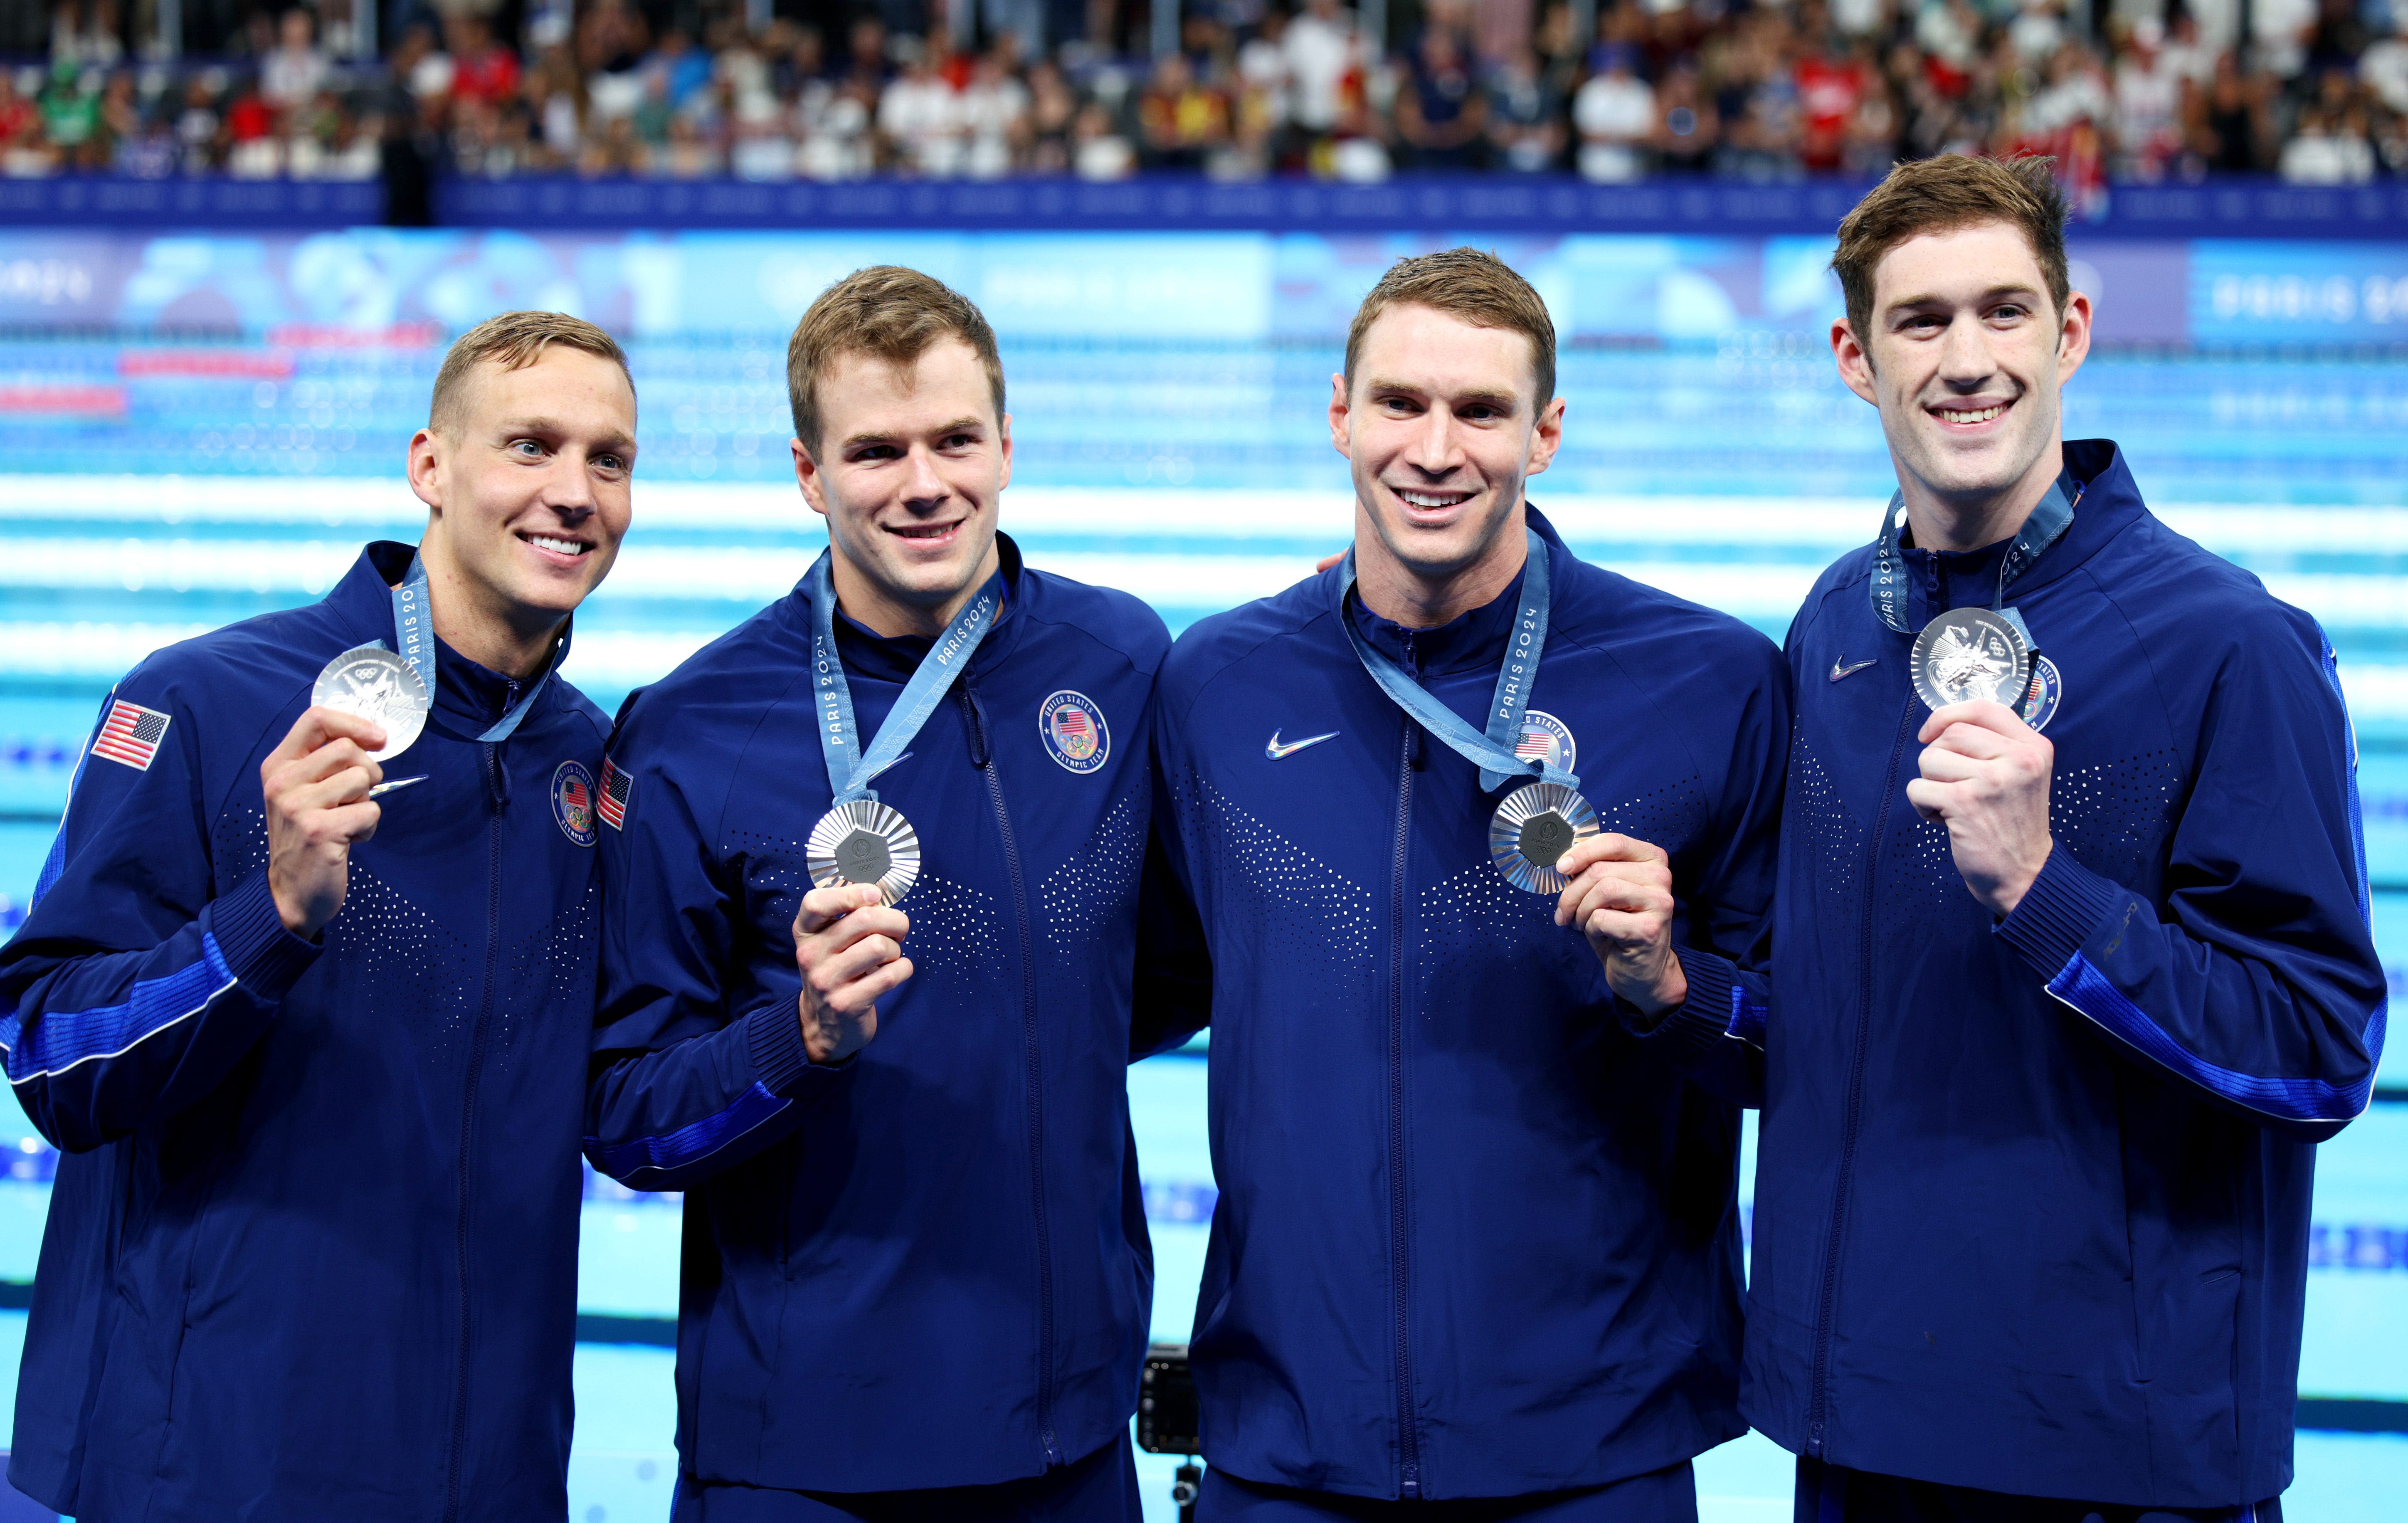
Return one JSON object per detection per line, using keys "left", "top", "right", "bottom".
{"left": 1489, "top": 781, "right": 1601, "bottom": 894}
{"left": 807, "top": 799, "right": 921, "bottom": 907}
{"left": 313, "top": 644, "right": 430, "bottom": 760}
{"left": 1910, "top": 608, "right": 2031, "bottom": 712}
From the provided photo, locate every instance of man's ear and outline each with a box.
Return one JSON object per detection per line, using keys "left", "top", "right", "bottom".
{"left": 1327, "top": 371, "right": 1353, "bottom": 460}
{"left": 405, "top": 426, "right": 444, "bottom": 512}
{"left": 791, "top": 437, "right": 830, "bottom": 519}
{"left": 1525, "top": 394, "right": 1567, "bottom": 477}
{"left": 1831, "top": 317, "right": 1878, "bottom": 407}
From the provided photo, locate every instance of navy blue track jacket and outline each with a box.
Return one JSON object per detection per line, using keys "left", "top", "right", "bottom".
{"left": 1148, "top": 507, "right": 1789, "bottom": 1501}
{"left": 586, "top": 535, "right": 1173, "bottom": 1493}
{"left": 0, "top": 541, "right": 609, "bottom": 1521}
{"left": 1644, "top": 441, "right": 2385, "bottom": 1507}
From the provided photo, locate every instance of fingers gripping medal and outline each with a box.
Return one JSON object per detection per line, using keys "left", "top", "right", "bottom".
{"left": 313, "top": 644, "right": 429, "bottom": 760}
{"left": 1910, "top": 607, "right": 2031, "bottom": 713}
{"left": 1490, "top": 781, "right": 1601, "bottom": 894}
{"left": 802, "top": 552, "right": 1007, "bottom": 911}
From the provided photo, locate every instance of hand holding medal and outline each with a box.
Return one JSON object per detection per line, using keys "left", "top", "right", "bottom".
{"left": 793, "top": 883, "right": 912, "bottom": 1064}
{"left": 1550, "top": 833, "right": 1690, "bottom": 1017}
{"left": 261, "top": 704, "right": 391, "bottom": 938}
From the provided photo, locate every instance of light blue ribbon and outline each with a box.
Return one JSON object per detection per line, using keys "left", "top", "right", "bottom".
{"left": 806, "top": 551, "right": 1004, "bottom": 804}
{"left": 386, "top": 553, "right": 563, "bottom": 745}
{"left": 1870, "top": 470, "right": 2081, "bottom": 646}
{"left": 1335, "top": 527, "right": 1577, "bottom": 795}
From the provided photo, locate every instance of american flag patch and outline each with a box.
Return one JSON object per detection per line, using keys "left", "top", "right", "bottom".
{"left": 1514, "top": 732, "right": 1554, "bottom": 760}
{"left": 91, "top": 698, "right": 171, "bottom": 771}
{"left": 597, "top": 758, "right": 631, "bottom": 829}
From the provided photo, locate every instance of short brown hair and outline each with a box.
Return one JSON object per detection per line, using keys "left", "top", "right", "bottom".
{"left": 428, "top": 310, "right": 633, "bottom": 435}
{"left": 1344, "top": 247, "right": 1556, "bottom": 413}
{"left": 1833, "top": 154, "right": 2070, "bottom": 349}
{"left": 787, "top": 266, "right": 1005, "bottom": 452}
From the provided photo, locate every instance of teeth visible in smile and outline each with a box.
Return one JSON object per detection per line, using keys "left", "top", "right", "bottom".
{"left": 528, "top": 534, "right": 587, "bottom": 556}
{"left": 1938, "top": 404, "right": 2006, "bottom": 424}
{"left": 1398, "top": 490, "right": 1469, "bottom": 509}
{"left": 892, "top": 523, "right": 955, "bottom": 540}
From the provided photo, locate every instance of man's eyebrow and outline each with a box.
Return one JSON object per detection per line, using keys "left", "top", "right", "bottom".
{"left": 840, "top": 417, "right": 987, "bottom": 449}
{"left": 1361, "top": 378, "right": 1520, "bottom": 409}
{"left": 494, "top": 416, "right": 637, "bottom": 451}
{"left": 1885, "top": 283, "right": 2044, "bottom": 313}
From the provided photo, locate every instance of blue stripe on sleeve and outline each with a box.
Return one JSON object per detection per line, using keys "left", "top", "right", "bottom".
{"left": 2047, "top": 951, "right": 2374, "bottom": 1125}
{"left": 585, "top": 1081, "right": 793, "bottom": 1185}
{"left": 1730, "top": 985, "right": 1768, "bottom": 1050}
{"left": 0, "top": 933, "right": 238, "bottom": 1084}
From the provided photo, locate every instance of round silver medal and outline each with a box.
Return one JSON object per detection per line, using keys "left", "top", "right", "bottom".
{"left": 313, "top": 644, "right": 429, "bottom": 761}
{"left": 1910, "top": 608, "right": 2031, "bottom": 712}
{"left": 806, "top": 800, "right": 922, "bottom": 907}
{"left": 1489, "top": 781, "right": 1601, "bottom": 895}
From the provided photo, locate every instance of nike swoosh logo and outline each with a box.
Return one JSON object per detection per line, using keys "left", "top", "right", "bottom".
{"left": 1265, "top": 729, "right": 1340, "bottom": 760}
{"left": 1830, "top": 657, "right": 1878, "bottom": 682}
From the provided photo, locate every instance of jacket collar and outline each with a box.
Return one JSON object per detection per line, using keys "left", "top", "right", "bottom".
{"left": 1891, "top": 439, "right": 2142, "bottom": 618}
{"left": 1341, "top": 504, "right": 1564, "bottom": 679}
{"left": 808, "top": 531, "right": 1027, "bottom": 686}
{"left": 335, "top": 540, "right": 568, "bottom": 734}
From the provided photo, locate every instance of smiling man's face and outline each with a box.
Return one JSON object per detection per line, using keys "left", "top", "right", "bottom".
{"left": 1332, "top": 301, "right": 1563, "bottom": 599}
{"left": 793, "top": 338, "right": 1009, "bottom": 637}
{"left": 408, "top": 344, "right": 636, "bottom": 653}
{"left": 1837, "top": 220, "right": 2091, "bottom": 541}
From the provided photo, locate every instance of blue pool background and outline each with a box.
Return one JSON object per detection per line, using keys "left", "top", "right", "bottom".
{"left": 0, "top": 226, "right": 2401, "bottom": 1520}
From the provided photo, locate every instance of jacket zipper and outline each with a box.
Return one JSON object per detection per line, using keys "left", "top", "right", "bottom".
{"left": 957, "top": 683, "right": 1061, "bottom": 1465}
{"left": 444, "top": 739, "right": 508, "bottom": 1521}
{"left": 1388, "top": 631, "right": 1422, "bottom": 1499}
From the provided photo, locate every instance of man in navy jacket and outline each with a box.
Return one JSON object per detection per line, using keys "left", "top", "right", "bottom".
{"left": 1616, "top": 156, "right": 2386, "bottom": 1518}
{"left": 1151, "top": 249, "right": 1787, "bottom": 1517}
{"left": 587, "top": 267, "right": 1173, "bottom": 1519}
{"left": 0, "top": 311, "right": 637, "bottom": 1520}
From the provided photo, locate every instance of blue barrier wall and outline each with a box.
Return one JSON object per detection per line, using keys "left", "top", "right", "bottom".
{"left": 5, "top": 226, "right": 2408, "bottom": 346}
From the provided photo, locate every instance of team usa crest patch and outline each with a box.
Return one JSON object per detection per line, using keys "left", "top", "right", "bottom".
{"left": 92, "top": 697, "right": 171, "bottom": 771}
{"left": 552, "top": 761, "right": 598, "bottom": 847}
{"left": 597, "top": 757, "right": 630, "bottom": 829}
{"left": 1513, "top": 710, "right": 1577, "bottom": 775}
{"left": 1038, "top": 691, "right": 1110, "bottom": 774}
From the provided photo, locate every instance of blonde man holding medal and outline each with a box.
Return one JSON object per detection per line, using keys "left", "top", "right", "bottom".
{"left": 3, "top": 311, "right": 636, "bottom": 1520}
{"left": 585, "top": 266, "right": 1184, "bottom": 1520}
{"left": 1146, "top": 248, "right": 1788, "bottom": 1519}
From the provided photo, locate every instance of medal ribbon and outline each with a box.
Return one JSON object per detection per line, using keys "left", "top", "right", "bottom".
{"left": 1869, "top": 469, "right": 2081, "bottom": 644}
{"left": 807, "top": 551, "right": 1004, "bottom": 805}
{"left": 1336, "top": 527, "right": 1577, "bottom": 794}
{"left": 386, "top": 553, "right": 565, "bottom": 744}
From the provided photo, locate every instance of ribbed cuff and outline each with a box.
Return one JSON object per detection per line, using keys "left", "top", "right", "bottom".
{"left": 744, "top": 1002, "right": 814, "bottom": 1093}
{"left": 1995, "top": 843, "right": 2127, "bottom": 980}
{"left": 1616, "top": 948, "right": 1738, "bottom": 1073}
{"left": 209, "top": 871, "right": 321, "bottom": 1000}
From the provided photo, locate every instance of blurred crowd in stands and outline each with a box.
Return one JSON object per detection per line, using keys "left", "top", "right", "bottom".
{"left": 6, "top": 0, "right": 2408, "bottom": 193}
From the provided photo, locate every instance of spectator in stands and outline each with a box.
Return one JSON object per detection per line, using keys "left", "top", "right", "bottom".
{"left": 1073, "top": 96, "right": 1136, "bottom": 177}
{"left": 2111, "top": 18, "right": 2184, "bottom": 179}
{"left": 262, "top": 8, "right": 329, "bottom": 114}
{"left": 1488, "top": 41, "right": 1564, "bottom": 172}
{"left": 1394, "top": 20, "right": 1487, "bottom": 169}
{"left": 1574, "top": 44, "right": 1655, "bottom": 182}
{"left": 1285, "top": 0, "right": 1357, "bottom": 143}
{"left": 960, "top": 44, "right": 1029, "bottom": 176}
{"left": 2190, "top": 49, "right": 2272, "bottom": 170}
{"left": 879, "top": 39, "right": 965, "bottom": 175}
{"left": 1139, "top": 50, "right": 1231, "bottom": 171}
{"left": 1653, "top": 57, "right": 1721, "bottom": 172}
{"left": 447, "top": 14, "right": 522, "bottom": 110}
{"left": 2367, "top": 12, "right": 2408, "bottom": 118}
{"left": 1796, "top": 27, "right": 1869, "bottom": 172}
